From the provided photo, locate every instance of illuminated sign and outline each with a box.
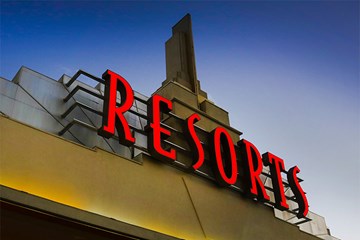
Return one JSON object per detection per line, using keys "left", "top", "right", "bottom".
{"left": 98, "top": 69, "right": 309, "bottom": 219}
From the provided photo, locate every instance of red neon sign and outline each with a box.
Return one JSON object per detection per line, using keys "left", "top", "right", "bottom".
{"left": 238, "top": 139, "right": 270, "bottom": 201}
{"left": 183, "top": 113, "right": 205, "bottom": 171}
{"left": 98, "top": 70, "right": 135, "bottom": 146}
{"left": 210, "top": 127, "right": 238, "bottom": 186}
{"left": 146, "top": 94, "right": 176, "bottom": 162}
{"left": 99, "top": 70, "right": 309, "bottom": 218}
{"left": 263, "top": 152, "right": 289, "bottom": 210}
{"left": 288, "top": 166, "right": 309, "bottom": 218}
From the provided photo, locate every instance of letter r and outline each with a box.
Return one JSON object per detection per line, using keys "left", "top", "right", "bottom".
{"left": 98, "top": 69, "right": 135, "bottom": 146}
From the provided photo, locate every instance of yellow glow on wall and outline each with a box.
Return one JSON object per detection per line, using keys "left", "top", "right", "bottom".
{"left": 0, "top": 116, "right": 318, "bottom": 240}
{"left": 0, "top": 176, "right": 85, "bottom": 210}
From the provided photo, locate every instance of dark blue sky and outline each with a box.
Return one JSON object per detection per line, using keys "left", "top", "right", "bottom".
{"left": 2, "top": 1, "right": 357, "bottom": 95}
{"left": 1, "top": 1, "right": 359, "bottom": 240}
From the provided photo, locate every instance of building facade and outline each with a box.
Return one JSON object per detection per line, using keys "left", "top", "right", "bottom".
{"left": 0, "top": 15, "right": 338, "bottom": 240}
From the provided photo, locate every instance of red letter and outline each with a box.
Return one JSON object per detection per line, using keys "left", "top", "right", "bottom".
{"left": 98, "top": 69, "right": 135, "bottom": 146}
{"left": 238, "top": 139, "right": 270, "bottom": 201}
{"left": 287, "top": 166, "right": 309, "bottom": 218}
{"left": 263, "top": 152, "right": 289, "bottom": 210}
{"left": 210, "top": 127, "right": 238, "bottom": 186}
{"left": 183, "top": 113, "right": 205, "bottom": 171}
{"left": 147, "top": 94, "right": 176, "bottom": 162}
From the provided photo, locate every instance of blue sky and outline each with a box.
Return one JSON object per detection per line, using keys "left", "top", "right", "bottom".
{"left": 1, "top": 1, "right": 359, "bottom": 239}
